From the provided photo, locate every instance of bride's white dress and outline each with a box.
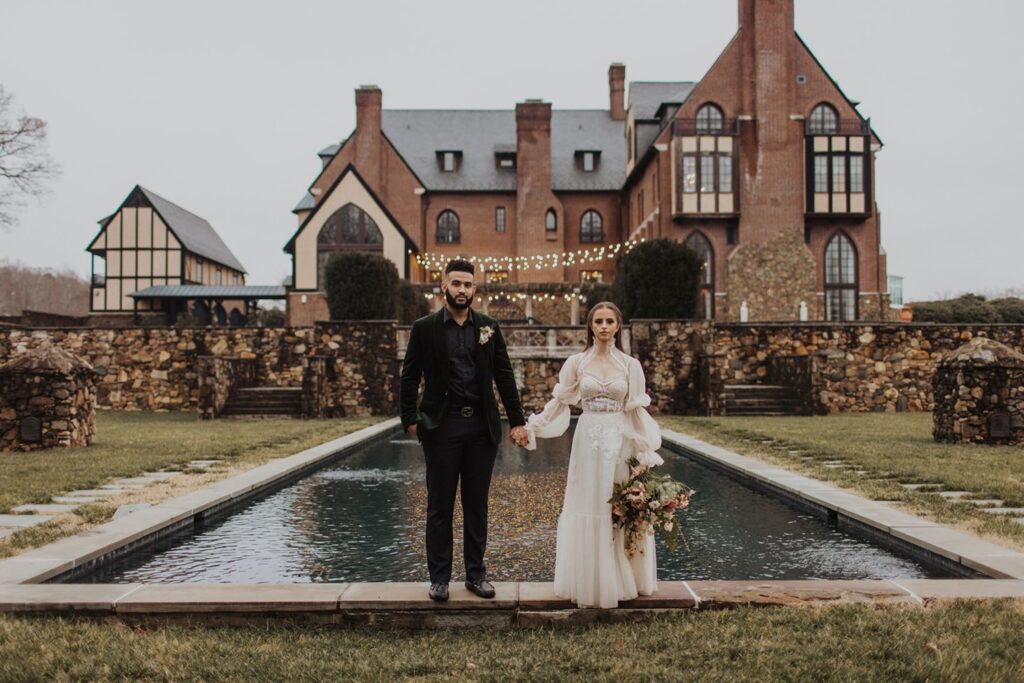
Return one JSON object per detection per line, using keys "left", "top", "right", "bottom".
{"left": 524, "top": 345, "right": 664, "bottom": 608}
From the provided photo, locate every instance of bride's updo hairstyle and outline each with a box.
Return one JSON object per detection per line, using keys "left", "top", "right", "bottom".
{"left": 584, "top": 301, "right": 625, "bottom": 351}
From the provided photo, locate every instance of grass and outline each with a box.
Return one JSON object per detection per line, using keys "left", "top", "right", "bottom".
{"left": 659, "top": 413, "right": 1024, "bottom": 549}
{"left": 0, "top": 601, "right": 1022, "bottom": 681}
{"left": 0, "top": 412, "right": 380, "bottom": 556}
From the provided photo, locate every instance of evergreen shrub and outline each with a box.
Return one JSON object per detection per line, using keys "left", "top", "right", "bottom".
{"left": 612, "top": 238, "right": 701, "bottom": 319}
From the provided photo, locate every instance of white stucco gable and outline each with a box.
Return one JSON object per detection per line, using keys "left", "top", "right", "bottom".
{"left": 288, "top": 165, "right": 413, "bottom": 291}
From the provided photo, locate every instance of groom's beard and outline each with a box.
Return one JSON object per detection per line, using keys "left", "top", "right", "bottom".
{"left": 445, "top": 290, "right": 473, "bottom": 310}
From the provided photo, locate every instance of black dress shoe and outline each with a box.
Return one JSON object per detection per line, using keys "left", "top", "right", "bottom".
{"left": 428, "top": 583, "right": 449, "bottom": 602}
{"left": 464, "top": 578, "right": 496, "bottom": 599}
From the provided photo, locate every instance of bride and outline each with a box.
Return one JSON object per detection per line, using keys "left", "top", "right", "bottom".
{"left": 517, "top": 301, "right": 664, "bottom": 608}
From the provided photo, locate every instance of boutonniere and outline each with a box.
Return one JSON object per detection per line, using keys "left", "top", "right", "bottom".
{"left": 478, "top": 326, "right": 494, "bottom": 345}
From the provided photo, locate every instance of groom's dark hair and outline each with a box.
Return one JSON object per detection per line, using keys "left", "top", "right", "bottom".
{"left": 444, "top": 258, "right": 475, "bottom": 275}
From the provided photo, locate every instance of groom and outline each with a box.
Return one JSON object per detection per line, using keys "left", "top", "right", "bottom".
{"left": 400, "top": 258, "right": 528, "bottom": 602}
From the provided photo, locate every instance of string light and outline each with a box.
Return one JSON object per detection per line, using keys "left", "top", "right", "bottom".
{"left": 412, "top": 238, "right": 645, "bottom": 273}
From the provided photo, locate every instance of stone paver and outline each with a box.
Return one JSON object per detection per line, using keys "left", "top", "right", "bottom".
{"left": 0, "top": 584, "right": 142, "bottom": 612}
{"left": 115, "top": 584, "right": 348, "bottom": 613}
{"left": 63, "top": 489, "right": 119, "bottom": 498}
{"left": 900, "top": 483, "right": 940, "bottom": 491}
{"left": 687, "top": 580, "right": 916, "bottom": 608}
{"left": 0, "top": 514, "right": 54, "bottom": 528}
{"left": 11, "top": 503, "right": 78, "bottom": 514}
{"left": 0, "top": 528, "right": 17, "bottom": 541}
{"left": 51, "top": 496, "right": 101, "bottom": 505}
{"left": 936, "top": 491, "right": 971, "bottom": 500}
{"left": 109, "top": 478, "right": 157, "bottom": 487}
{"left": 340, "top": 582, "right": 518, "bottom": 610}
{"left": 141, "top": 472, "right": 181, "bottom": 480}
{"left": 962, "top": 499, "right": 1004, "bottom": 507}
{"left": 980, "top": 507, "right": 1024, "bottom": 515}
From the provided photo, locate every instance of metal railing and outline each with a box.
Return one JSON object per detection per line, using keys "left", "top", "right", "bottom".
{"left": 397, "top": 325, "right": 632, "bottom": 359}
{"left": 672, "top": 118, "right": 741, "bottom": 137}
{"left": 805, "top": 118, "right": 871, "bottom": 136}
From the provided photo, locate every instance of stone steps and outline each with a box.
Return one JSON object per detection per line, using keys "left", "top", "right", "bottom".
{"left": 222, "top": 387, "right": 303, "bottom": 417}
{"left": 724, "top": 384, "right": 804, "bottom": 417}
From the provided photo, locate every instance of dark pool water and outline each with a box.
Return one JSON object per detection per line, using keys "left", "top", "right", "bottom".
{"left": 80, "top": 423, "right": 948, "bottom": 583}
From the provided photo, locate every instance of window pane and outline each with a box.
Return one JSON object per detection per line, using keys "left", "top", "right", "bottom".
{"left": 546, "top": 209, "right": 557, "bottom": 231}
{"left": 684, "top": 233, "right": 713, "bottom": 286}
{"left": 809, "top": 105, "right": 838, "bottom": 135}
{"left": 700, "top": 155, "right": 715, "bottom": 192}
{"left": 583, "top": 152, "right": 594, "bottom": 172}
{"left": 718, "top": 155, "right": 732, "bottom": 193}
{"left": 682, "top": 156, "right": 697, "bottom": 193}
{"left": 814, "top": 156, "right": 829, "bottom": 193}
{"left": 495, "top": 207, "right": 505, "bottom": 233}
{"left": 696, "top": 104, "right": 723, "bottom": 134}
{"left": 436, "top": 211, "right": 460, "bottom": 243}
{"left": 831, "top": 156, "right": 846, "bottom": 193}
{"left": 850, "top": 156, "right": 864, "bottom": 193}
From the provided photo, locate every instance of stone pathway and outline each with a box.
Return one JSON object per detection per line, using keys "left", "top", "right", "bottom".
{"left": 0, "top": 461, "right": 222, "bottom": 540}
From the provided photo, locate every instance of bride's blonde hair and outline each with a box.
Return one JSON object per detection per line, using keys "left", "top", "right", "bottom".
{"left": 584, "top": 301, "right": 625, "bottom": 351}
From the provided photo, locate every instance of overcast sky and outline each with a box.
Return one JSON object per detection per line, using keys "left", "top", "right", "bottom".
{"left": 1, "top": 0, "right": 1022, "bottom": 301}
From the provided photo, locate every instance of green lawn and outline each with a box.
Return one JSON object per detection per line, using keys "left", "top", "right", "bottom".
{"left": 1, "top": 601, "right": 1022, "bottom": 681}
{"left": 0, "top": 412, "right": 380, "bottom": 555}
{"left": 659, "top": 413, "right": 1024, "bottom": 549}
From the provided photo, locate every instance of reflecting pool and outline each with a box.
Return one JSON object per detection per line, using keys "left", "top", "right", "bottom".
{"left": 81, "top": 423, "right": 948, "bottom": 583}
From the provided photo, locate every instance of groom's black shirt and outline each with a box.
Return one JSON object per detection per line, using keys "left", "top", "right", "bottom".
{"left": 443, "top": 307, "right": 481, "bottom": 406}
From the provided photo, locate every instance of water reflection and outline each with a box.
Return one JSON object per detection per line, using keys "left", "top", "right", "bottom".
{"left": 82, "top": 423, "right": 946, "bottom": 583}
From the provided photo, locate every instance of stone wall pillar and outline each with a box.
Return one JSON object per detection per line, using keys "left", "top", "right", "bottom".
{"left": 0, "top": 346, "right": 98, "bottom": 451}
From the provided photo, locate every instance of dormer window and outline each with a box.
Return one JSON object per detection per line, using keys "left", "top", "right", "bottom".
{"left": 495, "top": 151, "right": 516, "bottom": 169}
{"left": 437, "top": 151, "right": 462, "bottom": 172}
{"left": 576, "top": 150, "right": 600, "bottom": 172}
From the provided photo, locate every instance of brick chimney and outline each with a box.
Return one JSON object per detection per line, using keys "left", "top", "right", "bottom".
{"left": 736, "top": 0, "right": 800, "bottom": 243}
{"left": 353, "top": 85, "right": 384, "bottom": 189}
{"left": 515, "top": 99, "right": 561, "bottom": 282}
{"left": 608, "top": 63, "right": 625, "bottom": 121}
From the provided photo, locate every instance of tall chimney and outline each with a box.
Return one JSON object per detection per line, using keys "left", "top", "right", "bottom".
{"left": 608, "top": 63, "right": 626, "bottom": 121}
{"left": 353, "top": 85, "right": 383, "bottom": 189}
{"left": 515, "top": 99, "right": 560, "bottom": 283}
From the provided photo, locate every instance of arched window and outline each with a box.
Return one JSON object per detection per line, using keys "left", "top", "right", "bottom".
{"left": 436, "top": 210, "right": 460, "bottom": 244}
{"left": 825, "top": 232, "right": 858, "bottom": 321}
{"left": 808, "top": 103, "right": 839, "bottom": 135}
{"left": 579, "top": 210, "right": 603, "bottom": 243}
{"left": 695, "top": 103, "right": 724, "bottom": 134}
{"left": 684, "top": 232, "right": 714, "bottom": 319}
{"left": 545, "top": 209, "right": 557, "bottom": 233}
{"left": 317, "top": 204, "right": 383, "bottom": 288}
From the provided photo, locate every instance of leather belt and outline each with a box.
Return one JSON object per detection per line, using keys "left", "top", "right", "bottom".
{"left": 448, "top": 404, "right": 479, "bottom": 417}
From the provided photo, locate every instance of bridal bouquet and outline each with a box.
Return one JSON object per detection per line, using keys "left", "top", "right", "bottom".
{"left": 609, "top": 458, "right": 694, "bottom": 557}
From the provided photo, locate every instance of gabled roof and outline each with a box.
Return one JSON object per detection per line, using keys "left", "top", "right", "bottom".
{"left": 137, "top": 187, "right": 247, "bottom": 273}
{"left": 308, "top": 109, "right": 627, "bottom": 195}
{"left": 284, "top": 163, "right": 417, "bottom": 254}
{"left": 628, "top": 82, "right": 696, "bottom": 121}
{"left": 90, "top": 186, "right": 247, "bottom": 274}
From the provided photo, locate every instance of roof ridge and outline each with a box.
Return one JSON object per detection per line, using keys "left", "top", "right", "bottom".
{"left": 137, "top": 186, "right": 210, "bottom": 224}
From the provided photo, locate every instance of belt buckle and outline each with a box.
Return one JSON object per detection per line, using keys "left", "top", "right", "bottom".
{"left": 460, "top": 406, "right": 474, "bottom": 418}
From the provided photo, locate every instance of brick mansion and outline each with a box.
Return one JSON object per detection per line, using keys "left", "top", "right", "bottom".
{"left": 87, "top": 0, "right": 889, "bottom": 327}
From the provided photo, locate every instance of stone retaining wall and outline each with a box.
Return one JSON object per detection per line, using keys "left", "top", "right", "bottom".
{"left": 4, "top": 321, "right": 1024, "bottom": 417}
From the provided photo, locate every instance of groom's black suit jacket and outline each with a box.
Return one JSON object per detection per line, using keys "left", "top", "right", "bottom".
{"left": 400, "top": 308, "right": 526, "bottom": 446}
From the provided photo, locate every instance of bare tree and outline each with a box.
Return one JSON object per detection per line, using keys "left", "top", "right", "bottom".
{"left": 0, "top": 84, "right": 59, "bottom": 228}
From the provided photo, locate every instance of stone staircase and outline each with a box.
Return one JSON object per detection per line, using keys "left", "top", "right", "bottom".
{"left": 723, "top": 384, "right": 804, "bottom": 417}
{"left": 220, "top": 387, "right": 303, "bottom": 417}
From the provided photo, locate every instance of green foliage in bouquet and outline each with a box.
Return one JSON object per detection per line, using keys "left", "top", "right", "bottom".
{"left": 609, "top": 457, "right": 694, "bottom": 557}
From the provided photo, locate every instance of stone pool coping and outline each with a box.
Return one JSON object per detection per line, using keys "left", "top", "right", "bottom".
{"left": 1, "top": 580, "right": 1023, "bottom": 627}
{"left": 0, "top": 419, "right": 1023, "bottom": 625}
{"left": 0, "top": 417, "right": 402, "bottom": 585}
{"left": 660, "top": 429, "right": 1024, "bottom": 581}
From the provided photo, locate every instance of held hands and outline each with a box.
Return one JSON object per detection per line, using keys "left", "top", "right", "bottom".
{"left": 509, "top": 426, "right": 529, "bottom": 448}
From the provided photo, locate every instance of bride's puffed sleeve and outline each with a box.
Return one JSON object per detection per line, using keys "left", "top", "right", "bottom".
{"left": 524, "top": 353, "right": 581, "bottom": 450}
{"left": 622, "top": 356, "right": 664, "bottom": 467}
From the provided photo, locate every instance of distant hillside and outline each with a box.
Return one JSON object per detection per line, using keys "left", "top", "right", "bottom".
{"left": 0, "top": 260, "right": 89, "bottom": 317}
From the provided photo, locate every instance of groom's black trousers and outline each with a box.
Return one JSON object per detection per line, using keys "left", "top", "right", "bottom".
{"left": 421, "top": 412, "right": 497, "bottom": 585}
